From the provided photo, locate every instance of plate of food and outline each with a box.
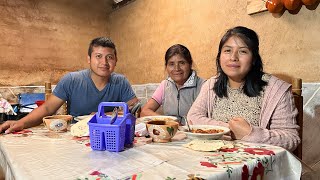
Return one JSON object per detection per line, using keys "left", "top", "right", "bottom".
{"left": 136, "top": 115, "right": 178, "bottom": 124}
{"left": 183, "top": 139, "right": 234, "bottom": 152}
{"left": 73, "top": 115, "right": 94, "bottom": 122}
{"left": 182, "top": 125, "right": 230, "bottom": 140}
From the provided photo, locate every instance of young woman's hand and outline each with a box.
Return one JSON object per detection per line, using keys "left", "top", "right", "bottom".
{"left": 228, "top": 117, "right": 251, "bottom": 140}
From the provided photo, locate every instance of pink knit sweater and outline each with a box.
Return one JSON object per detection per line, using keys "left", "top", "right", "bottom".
{"left": 187, "top": 75, "right": 300, "bottom": 151}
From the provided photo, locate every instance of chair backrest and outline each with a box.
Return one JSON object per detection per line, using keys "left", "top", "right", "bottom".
{"left": 131, "top": 101, "right": 142, "bottom": 118}
{"left": 291, "top": 78, "right": 303, "bottom": 160}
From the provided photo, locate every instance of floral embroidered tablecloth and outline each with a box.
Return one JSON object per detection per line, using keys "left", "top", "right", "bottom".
{"left": 0, "top": 126, "right": 301, "bottom": 180}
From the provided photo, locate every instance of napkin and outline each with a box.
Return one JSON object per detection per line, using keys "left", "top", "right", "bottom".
{"left": 0, "top": 98, "right": 17, "bottom": 115}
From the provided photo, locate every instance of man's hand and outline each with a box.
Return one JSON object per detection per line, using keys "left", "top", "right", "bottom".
{"left": 228, "top": 117, "right": 251, "bottom": 140}
{"left": 0, "top": 120, "right": 25, "bottom": 134}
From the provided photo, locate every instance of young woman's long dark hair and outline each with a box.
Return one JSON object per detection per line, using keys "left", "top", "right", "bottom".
{"left": 214, "top": 26, "right": 267, "bottom": 98}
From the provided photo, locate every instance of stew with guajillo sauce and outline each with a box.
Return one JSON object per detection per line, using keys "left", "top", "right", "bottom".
{"left": 191, "top": 129, "right": 224, "bottom": 134}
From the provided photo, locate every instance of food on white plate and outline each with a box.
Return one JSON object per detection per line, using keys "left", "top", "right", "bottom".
{"left": 136, "top": 116, "right": 178, "bottom": 124}
{"left": 183, "top": 139, "right": 234, "bottom": 152}
{"left": 191, "top": 128, "right": 224, "bottom": 134}
{"left": 182, "top": 125, "right": 230, "bottom": 140}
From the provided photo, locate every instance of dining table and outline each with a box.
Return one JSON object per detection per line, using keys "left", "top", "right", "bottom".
{"left": 0, "top": 124, "right": 301, "bottom": 180}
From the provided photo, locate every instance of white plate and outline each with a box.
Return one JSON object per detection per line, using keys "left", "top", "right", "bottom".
{"left": 136, "top": 115, "right": 178, "bottom": 124}
{"left": 73, "top": 115, "right": 94, "bottom": 122}
{"left": 182, "top": 125, "right": 230, "bottom": 140}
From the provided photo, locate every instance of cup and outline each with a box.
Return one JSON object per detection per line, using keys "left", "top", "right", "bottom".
{"left": 146, "top": 120, "right": 179, "bottom": 143}
{"left": 135, "top": 123, "right": 148, "bottom": 137}
{"left": 43, "top": 115, "right": 72, "bottom": 132}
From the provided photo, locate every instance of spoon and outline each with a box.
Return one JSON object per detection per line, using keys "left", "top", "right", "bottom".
{"left": 183, "top": 116, "right": 191, "bottom": 132}
{"left": 110, "top": 107, "right": 118, "bottom": 124}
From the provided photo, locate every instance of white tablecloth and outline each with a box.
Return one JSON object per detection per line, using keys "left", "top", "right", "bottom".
{"left": 0, "top": 126, "right": 301, "bottom": 180}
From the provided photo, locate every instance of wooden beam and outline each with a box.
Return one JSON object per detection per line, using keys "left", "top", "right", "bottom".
{"left": 247, "top": 0, "right": 268, "bottom": 15}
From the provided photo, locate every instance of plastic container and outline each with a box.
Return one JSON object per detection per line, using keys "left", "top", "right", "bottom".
{"left": 88, "top": 115, "right": 126, "bottom": 152}
{"left": 88, "top": 102, "right": 136, "bottom": 152}
{"left": 124, "top": 114, "right": 136, "bottom": 147}
{"left": 35, "top": 100, "right": 45, "bottom": 107}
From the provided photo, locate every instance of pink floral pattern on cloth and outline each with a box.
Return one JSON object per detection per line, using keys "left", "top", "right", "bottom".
{"left": 79, "top": 143, "right": 278, "bottom": 180}
{"left": 244, "top": 148, "right": 275, "bottom": 156}
{"left": 76, "top": 171, "right": 142, "bottom": 180}
{"left": 12, "top": 129, "right": 32, "bottom": 134}
{"left": 197, "top": 143, "right": 276, "bottom": 179}
{"left": 72, "top": 136, "right": 91, "bottom": 147}
{"left": 0, "top": 126, "right": 300, "bottom": 180}
{"left": 242, "top": 162, "right": 265, "bottom": 180}
{"left": 0, "top": 129, "right": 33, "bottom": 137}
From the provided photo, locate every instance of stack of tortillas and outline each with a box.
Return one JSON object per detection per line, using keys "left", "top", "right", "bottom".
{"left": 71, "top": 115, "right": 93, "bottom": 137}
{"left": 183, "top": 140, "right": 234, "bottom": 152}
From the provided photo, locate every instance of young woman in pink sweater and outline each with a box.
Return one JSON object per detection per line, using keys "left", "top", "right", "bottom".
{"left": 187, "top": 26, "right": 300, "bottom": 151}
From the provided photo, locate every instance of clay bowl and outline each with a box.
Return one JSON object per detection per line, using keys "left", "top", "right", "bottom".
{"left": 43, "top": 115, "right": 73, "bottom": 132}
{"left": 146, "top": 120, "right": 179, "bottom": 143}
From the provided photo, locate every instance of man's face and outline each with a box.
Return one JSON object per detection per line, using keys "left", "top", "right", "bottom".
{"left": 87, "top": 46, "right": 117, "bottom": 78}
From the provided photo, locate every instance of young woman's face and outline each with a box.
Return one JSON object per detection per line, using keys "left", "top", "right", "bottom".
{"left": 219, "top": 36, "right": 253, "bottom": 87}
{"left": 166, "top": 54, "right": 192, "bottom": 86}
{"left": 88, "top": 46, "right": 117, "bottom": 78}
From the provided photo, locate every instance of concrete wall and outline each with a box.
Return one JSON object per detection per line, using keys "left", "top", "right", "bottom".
{"left": 1, "top": 0, "right": 319, "bottom": 85}
{"left": 0, "top": 0, "right": 110, "bottom": 86}
{"left": 108, "top": 0, "right": 320, "bottom": 84}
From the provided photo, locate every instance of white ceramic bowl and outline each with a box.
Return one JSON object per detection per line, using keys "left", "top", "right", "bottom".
{"left": 182, "top": 125, "right": 230, "bottom": 140}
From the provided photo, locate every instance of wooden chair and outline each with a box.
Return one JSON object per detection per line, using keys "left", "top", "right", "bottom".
{"left": 291, "top": 78, "right": 303, "bottom": 160}
{"left": 130, "top": 101, "right": 142, "bottom": 118}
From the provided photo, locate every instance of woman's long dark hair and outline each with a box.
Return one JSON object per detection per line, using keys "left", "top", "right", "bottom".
{"left": 214, "top": 26, "right": 267, "bottom": 98}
